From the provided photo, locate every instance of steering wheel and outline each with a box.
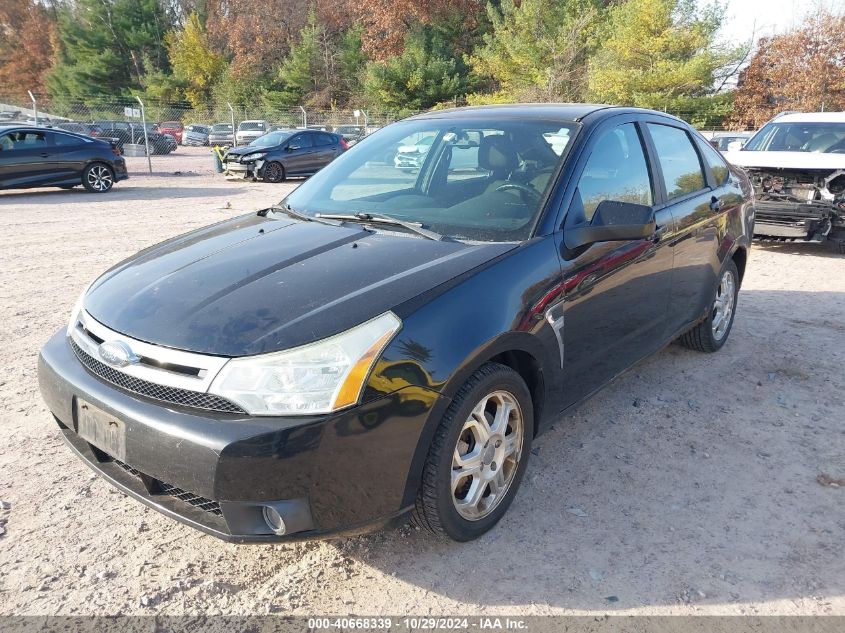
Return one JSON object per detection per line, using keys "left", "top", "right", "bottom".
{"left": 495, "top": 182, "right": 542, "bottom": 204}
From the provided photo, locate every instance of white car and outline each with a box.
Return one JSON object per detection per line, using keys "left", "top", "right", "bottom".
{"left": 725, "top": 111, "right": 845, "bottom": 252}
{"left": 235, "top": 120, "right": 268, "bottom": 145}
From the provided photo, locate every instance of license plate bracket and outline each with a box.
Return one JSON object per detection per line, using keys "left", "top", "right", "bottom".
{"left": 77, "top": 399, "right": 126, "bottom": 462}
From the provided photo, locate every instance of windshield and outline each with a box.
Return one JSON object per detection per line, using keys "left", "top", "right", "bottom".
{"left": 239, "top": 122, "right": 265, "bottom": 131}
{"left": 744, "top": 121, "right": 845, "bottom": 153}
{"left": 249, "top": 131, "right": 293, "bottom": 147}
{"left": 282, "top": 117, "right": 577, "bottom": 242}
{"left": 212, "top": 124, "right": 232, "bottom": 132}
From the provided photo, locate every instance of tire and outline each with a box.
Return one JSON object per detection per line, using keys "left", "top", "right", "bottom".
{"left": 81, "top": 163, "right": 114, "bottom": 193}
{"left": 827, "top": 232, "right": 845, "bottom": 254}
{"left": 263, "top": 161, "right": 286, "bottom": 183}
{"left": 678, "top": 258, "right": 739, "bottom": 352}
{"left": 413, "top": 362, "right": 533, "bottom": 541}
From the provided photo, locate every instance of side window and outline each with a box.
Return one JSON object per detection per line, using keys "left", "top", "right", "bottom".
{"left": 699, "top": 140, "right": 730, "bottom": 186}
{"left": 53, "top": 133, "right": 83, "bottom": 147}
{"left": 315, "top": 133, "right": 334, "bottom": 146}
{"left": 288, "top": 134, "right": 313, "bottom": 150}
{"left": 647, "top": 124, "right": 706, "bottom": 199}
{"left": 575, "top": 123, "right": 653, "bottom": 222}
{"left": 0, "top": 133, "right": 13, "bottom": 151}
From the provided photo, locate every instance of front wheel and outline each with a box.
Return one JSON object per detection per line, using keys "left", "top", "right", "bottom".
{"left": 82, "top": 163, "right": 114, "bottom": 193}
{"left": 263, "top": 161, "right": 285, "bottom": 183}
{"left": 678, "top": 259, "right": 739, "bottom": 352}
{"left": 413, "top": 363, "right": 533, "bottom": 541}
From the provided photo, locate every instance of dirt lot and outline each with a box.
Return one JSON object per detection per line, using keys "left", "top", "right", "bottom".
{"left": 0, "top": 146, "right": 843, "bottom": 616}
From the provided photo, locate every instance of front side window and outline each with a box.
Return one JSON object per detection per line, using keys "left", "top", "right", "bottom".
{"left": 288, "top": 134, "right": 313, "bottom": 150}
{"left": 1, "top": 131, "right": 47, "bottom": 149}
{"left": 574, "top": 123, "right": 653, "bottom": 223}
{"left": 647, "top": 124, "right": 706, "bottom": 200}
{"left": 282, "top": 118, "right": 577, "bottom": 242}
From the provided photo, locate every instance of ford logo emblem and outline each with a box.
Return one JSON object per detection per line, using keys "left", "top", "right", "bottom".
{"left": 97, "top": 340, "right": 139, "bottom": 368}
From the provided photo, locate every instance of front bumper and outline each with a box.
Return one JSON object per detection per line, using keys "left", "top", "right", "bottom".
{"left": 753, "top": 200, "right": 844, "bottom": 241}
{"left": 38, "top": 330, "right": 445, "bottom": 542}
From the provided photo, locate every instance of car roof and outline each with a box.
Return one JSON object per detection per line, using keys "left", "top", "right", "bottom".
{"left": 406, "top": 103, "right": 677, "bottom": 123}
{"left": 772, "top": 112, "right": 845, "bottom": 123}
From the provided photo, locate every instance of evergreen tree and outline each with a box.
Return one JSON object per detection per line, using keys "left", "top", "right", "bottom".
{"left": 364, "top": 26, "right": 466, "bottom": 110}
{"left": 48, "top": 0, "right": 173, "bottom": 101}
{"left": 587, "top": 0, "right": 742, "bottom": 108}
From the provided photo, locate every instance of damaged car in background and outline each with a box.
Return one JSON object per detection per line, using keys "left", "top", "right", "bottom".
{"left": 726, "top": 112, "right": 845, "bottom": 253}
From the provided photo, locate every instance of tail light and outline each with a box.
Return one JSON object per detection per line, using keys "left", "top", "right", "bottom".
{"left": 339, "top": 138, "right": 349, "bottom": 151}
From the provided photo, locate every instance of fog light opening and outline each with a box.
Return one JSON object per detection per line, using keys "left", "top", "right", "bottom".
{"left": 263, "top": 506, "right": 286, "bottom": 535}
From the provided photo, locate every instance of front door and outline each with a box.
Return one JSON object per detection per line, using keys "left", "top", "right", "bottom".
{"left": 558, "top": 120, "right": 676, "bottom": 409}
{"left": 0, "top": 129, "right": 53, "bottom": 188}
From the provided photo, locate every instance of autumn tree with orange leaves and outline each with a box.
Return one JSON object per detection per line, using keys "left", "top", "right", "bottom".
{"left": 0, "top": 0, "right": 57, "bottom": 101}
{"left": 731, "top": 9, "right": 845, "bottom": 129}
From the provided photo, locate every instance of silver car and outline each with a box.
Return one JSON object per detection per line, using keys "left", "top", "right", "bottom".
{"left": 182, "top": 124, "right": 210, "bottom": 146}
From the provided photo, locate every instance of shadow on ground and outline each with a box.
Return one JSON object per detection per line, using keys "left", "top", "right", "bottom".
{"left": 342, "top": 288, "right": 845, "bottom": 610}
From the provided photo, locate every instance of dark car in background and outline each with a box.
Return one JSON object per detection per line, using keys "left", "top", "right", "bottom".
{"left": 0, "top": 125, "right": 127, "bottom": 192}
{"left": 99, "top": 126, "right": 176, "bottom": 155}
{"left": 56, "top": 122, "right": 104, "bottom": 138}
{"left": 38, "top": 105, "right": 753, "bottom": 543}
{"left": 223, "top": 129, "right": 347, "bottom": 181}
{"left": 334, "top": 124, "right": 366, "bottom": 145}
{"left": 208, "top": 123, "right": 234, "bottom": 146}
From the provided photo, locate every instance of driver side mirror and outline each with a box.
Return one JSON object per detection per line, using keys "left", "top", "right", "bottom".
{"left": 565, "top": 200, "right": 656, "bottom": 249}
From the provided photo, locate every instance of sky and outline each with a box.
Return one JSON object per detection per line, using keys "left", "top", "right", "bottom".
{"left": 717, "top": 0, "right": 845, "bottom": 45}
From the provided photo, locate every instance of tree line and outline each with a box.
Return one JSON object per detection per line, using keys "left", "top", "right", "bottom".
{"left": 0, "top": 0, "right": 843, "bottom": 128}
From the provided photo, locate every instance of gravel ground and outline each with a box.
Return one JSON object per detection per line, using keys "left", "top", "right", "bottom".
{"left": 0, "top": 146, "right": 843, "bottom": 616}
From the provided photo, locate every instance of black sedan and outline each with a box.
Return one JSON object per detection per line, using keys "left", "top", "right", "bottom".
{"left": 0, "top": 126, "right": 128, "bottom": 193}
{"left": 223, "top": 129, "right": 347, "bottom": 182}
{"left": 38, "top": 105, "right": 753, "bottom": 542}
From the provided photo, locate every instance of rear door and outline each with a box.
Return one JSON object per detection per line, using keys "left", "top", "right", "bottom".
{"left": 312, "top": 132, "right": 340, "bottom": 170}
{"left": 284, "top": 133, "right": 315, "bottom": 175}
{"left": 643, "top": 123, "right": 724, "bottom": 334}
{"left": 557, "top": 117, "right": 676, "bottom": 408}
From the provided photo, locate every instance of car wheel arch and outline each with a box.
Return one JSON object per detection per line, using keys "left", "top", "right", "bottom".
{"left": 397, "top": 332, "right": 550, "bottom": 511}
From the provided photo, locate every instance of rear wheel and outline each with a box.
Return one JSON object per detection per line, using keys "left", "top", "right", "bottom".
{"left": 82, "top": 163, "right": 114, "bottom": 193}
{"left": 263, "top": 161, "right": 285, "bottom": 183}
{"left": 413, "top": 363, "right": 533, "bottom": 541}
{"left": 679, "top": 259, "right": 739, "bottom": 352}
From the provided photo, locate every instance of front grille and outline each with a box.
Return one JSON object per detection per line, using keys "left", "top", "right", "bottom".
{"left": 113, "top": 459, "right": 222, "bottom": 516}
{"left": 69, "top": 338, "right": 245, "bottom": 414}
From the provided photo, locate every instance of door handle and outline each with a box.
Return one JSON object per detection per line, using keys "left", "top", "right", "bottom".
{"left": 651, "top": 224, "right": 668, "bottom": 243}
{"left": 709, "top": 196, "right": 722, "bottom": 211}
{"left": 40, "top": 152, "right": 50, "bottom": 158}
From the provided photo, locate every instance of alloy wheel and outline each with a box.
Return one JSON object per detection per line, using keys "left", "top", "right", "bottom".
{"left": 86, "top": 165, "right": 113, "bottom": 192}
{"left": 711, "top": 269, "right": 736, "bottom": 341}
{"left": 451, "top": 390, "right": 523, "bottom": 521}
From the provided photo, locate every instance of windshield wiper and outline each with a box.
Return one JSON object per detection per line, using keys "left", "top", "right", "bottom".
{"left": 263, "top": 203, "right": 343, "bottom": 226}
{"left": 314, "top": 212, "right": 449, "bottom": 241}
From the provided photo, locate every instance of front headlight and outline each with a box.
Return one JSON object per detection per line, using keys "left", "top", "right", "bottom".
{"left": 241, "top": 152, "right": 267, "bottom": 162}
{"left": 208, "top": 312, "right": 402, "bottom": 416}
{"left": 67, "top": 282, "right": 94, "bottom": 335}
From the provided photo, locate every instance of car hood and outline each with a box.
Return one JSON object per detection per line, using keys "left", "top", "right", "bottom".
{"left": 725, "top": 150, "right": 845, "bottom": 171}
{"left": 83, "top": 214, "right": 513, "bottom": 357}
